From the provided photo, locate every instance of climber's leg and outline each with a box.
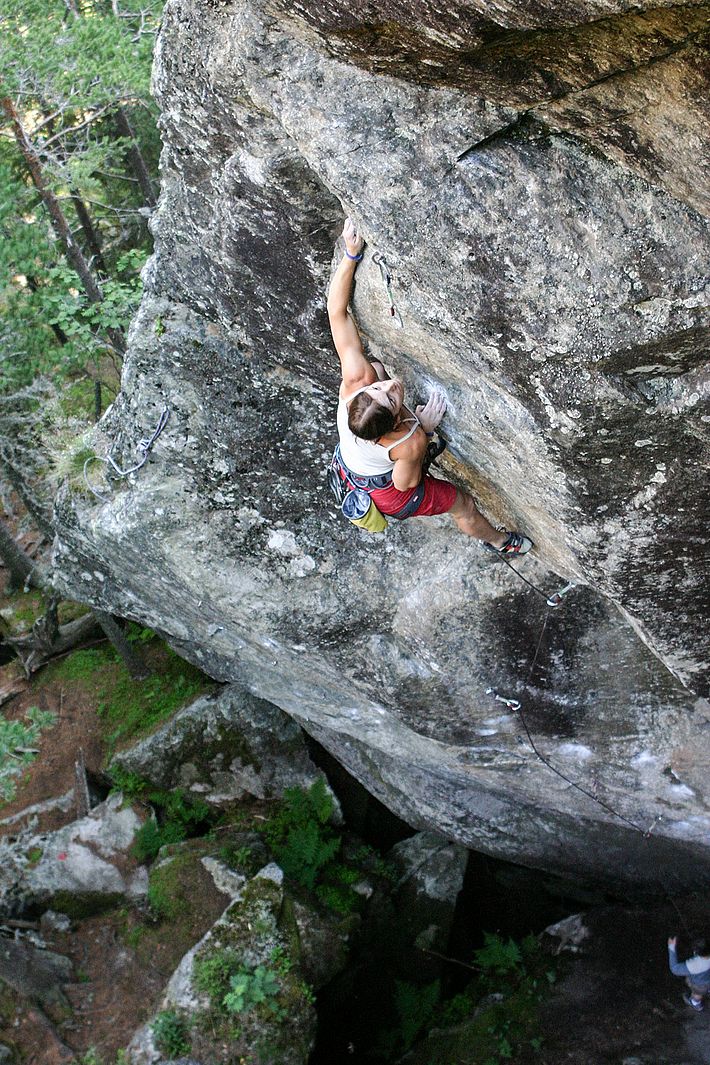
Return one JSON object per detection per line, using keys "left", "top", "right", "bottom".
{"left": 449, "top": 490, "right": 506, "bottom": 545}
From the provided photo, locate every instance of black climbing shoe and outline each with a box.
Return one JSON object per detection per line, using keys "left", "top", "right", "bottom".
{"left": 484, "top": 530, "right": 534, "bottom": 557}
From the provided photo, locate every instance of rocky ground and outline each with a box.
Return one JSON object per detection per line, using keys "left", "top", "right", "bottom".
{"left": 1, "top": 554, "right": 710, "bottom": 1064}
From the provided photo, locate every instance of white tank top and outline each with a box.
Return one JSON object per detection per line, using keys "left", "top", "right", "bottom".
{"left": 336, "top": 390, "right": 419, "bottom": 476}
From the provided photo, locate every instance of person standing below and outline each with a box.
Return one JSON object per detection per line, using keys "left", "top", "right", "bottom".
{"left": 327, "top": 218, "right": 533, "bottom": 553}
{"left": 668, "top": 935, "right": 710, "bottom": 1011}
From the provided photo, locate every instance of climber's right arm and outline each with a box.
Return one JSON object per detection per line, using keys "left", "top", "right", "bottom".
{"left": 328, "top": 220, "right": 375, "bottom": 394}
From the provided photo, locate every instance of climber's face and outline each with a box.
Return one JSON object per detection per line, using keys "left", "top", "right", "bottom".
{"left": 364, "top": 378, "right": 404, "bottom": 416}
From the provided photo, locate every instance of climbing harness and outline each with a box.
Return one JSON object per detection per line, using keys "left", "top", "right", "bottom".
{"left": 83, "top": 405, "right": 170, "bottom": 502}
{"left": 328, "top": 446, "right": 389, "bottom": 533}
{"left": 328, "top": 444, "right": 430, "bottom": 532}
{"left": 372, "top": 253, "right": 403, "bottom": 329}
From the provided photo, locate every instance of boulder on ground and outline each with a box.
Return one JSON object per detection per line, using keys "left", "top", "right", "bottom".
{"left": 112, "top": 684, "right": 332, "bottom": 808}
{"left": 388, "top": 831, "right": 468, "bottom": 954}
{"left": 0, "top": 939, "right": 72, "bottom": 1011}
{"left": 0, "top": 792, "right": 147, "bottom": 918}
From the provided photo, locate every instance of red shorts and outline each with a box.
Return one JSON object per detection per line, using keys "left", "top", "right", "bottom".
{"left": 370, "top": 475, "right": 458, "bottom": 519}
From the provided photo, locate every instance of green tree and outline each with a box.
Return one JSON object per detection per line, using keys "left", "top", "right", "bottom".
{"left": 0, "top": 0, "right": 162, "bottom": 394}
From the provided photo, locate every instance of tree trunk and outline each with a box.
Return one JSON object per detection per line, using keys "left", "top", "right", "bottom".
{"left": 0, "top": 97, "right": 125, "bottom": 356}
{"left": 115, "top": 108, "right": 156, "bottom": 208}
{"left": 93, "top": 609, "right": 152, "bottom": 679}
{"left": 5, "top": 607, "right": 101, "bottom": 677}
{"left": 71, "top": 192, "right": 108, "bottom": 275}
{"left": 0, "top": 516, "right": 45, "bottom": 592}
{"left": 0, "top": 456, "right": 54, "bottom": 542}
{"left": 94, "top": 380, "right": 102, "bottom": 423}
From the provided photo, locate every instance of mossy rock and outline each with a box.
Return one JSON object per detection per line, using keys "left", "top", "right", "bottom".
{"left": 43, "top": 890, "right": 125, "bottom": 920}
{"left": 172, "top": 869, "right": 316, "bottom": 1065}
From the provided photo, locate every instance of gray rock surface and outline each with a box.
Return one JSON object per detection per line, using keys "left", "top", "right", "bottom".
{"left": 390, "top": 832, "right": 468, "bottom": 903}
{"left": 0, "top": 792, "right": 147, "bottom": 917}
{"left": 52, "top": 0, "right": 710, "bottom": 892}
{"left": 112, "top": 683, "right": 329, "bottom": 805}
{"left": 0, "top": 938, "right": 72, "bottom": 1010}
{"left": 389, "top": 832, "right": 468, "bottom": 954}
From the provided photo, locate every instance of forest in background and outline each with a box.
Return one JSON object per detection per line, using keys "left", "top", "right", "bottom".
{"left": 1, "top": 0, "right": 161, "bottom": 397}
{"left": 0, "top": 0, "right": 164, "bottom": 717}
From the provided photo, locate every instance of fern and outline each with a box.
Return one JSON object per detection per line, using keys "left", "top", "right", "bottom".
{"left": 395, "top": 980, "right": 440, "bottom": 1050}
{"left": 474, "top": 933, "right": 523, "bottom": 975}
{"left": 275, "top": 820, "right": 340, "bottom": 890}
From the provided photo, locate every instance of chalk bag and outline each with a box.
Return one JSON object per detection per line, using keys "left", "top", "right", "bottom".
{"left": 342, "top": 488, "right": 388, "bottom": 534}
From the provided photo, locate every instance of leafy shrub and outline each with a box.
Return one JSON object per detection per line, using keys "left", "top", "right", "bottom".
{"left": 475, "top": 933, "right": 523, "bottom": 976}
{"left": 0, "top": 705, "right": 56, "bottom": 802}
{"left": 134, "top": 818, "right": 188, "bottom": 864}
{"left": 377, "top": 979, "right": 441, "bottom": 1058}
{"left": 114, "top": 776, "right": 211, "bottom": 863}
{"left": 193, "top": 949, "right": 287, "bottom": 1021}
{"left": 219, "top": 843, "right": 253, "bottom": 871}
{"left": 431, "top": 933, "right": 554, "bottom": 1062}
{"left": 151, "top": 1009, "right": 190, "bottom": 1057}
{"left": 223, "top": 964, "right": 283, "bottom": 1018}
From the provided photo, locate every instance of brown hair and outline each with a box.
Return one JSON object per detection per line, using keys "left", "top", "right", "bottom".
{"left": 348, "top": 392, "right": 396, "bottom": 441}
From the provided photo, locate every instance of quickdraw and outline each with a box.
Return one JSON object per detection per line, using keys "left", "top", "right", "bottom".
{"left": 372, "top": 252, "right": 403, "bottom": 329}
{"left": 83, "top": 405, "right": 170, "bottom": 501}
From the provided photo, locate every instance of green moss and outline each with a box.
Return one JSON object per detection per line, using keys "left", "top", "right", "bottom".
{"left": 42, "top": 642, "right": 212, "bottom": 758}
{"left": 49, "top": 890, "right": 124, "bottom": 919}
{"left": 1, "top": 588, "right": 45, "bottom": 631}
{"left": 0, "top": 982, "right": 17, "bottom": 1025}
{"left": 57, "top": 600, "right": 92, "bottom": 625}
{"left": 147, "top": 855, "right": 192, "bottom": 921}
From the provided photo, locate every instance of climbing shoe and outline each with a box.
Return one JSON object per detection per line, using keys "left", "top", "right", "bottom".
{"left": 484, "top": 530, "right": 534, "bottom": 557}
{"left": 683, "top": 994, "right": 704, "bottom": 1012}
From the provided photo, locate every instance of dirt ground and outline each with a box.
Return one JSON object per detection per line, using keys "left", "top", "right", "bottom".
{"left": 524, "top": 898, "right": 710, "bottom": 1065}
{"left": 0, "top": 551, "right": 230, "bottom": 1064}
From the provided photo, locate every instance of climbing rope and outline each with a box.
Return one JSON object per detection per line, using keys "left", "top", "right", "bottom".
{"left": 486, "top": 590, "right": 694, "bottom": 933}
{"left": 493, "top": 550, "right": 576, "bottom": 609}
{"left": 83, "top": 405, "right": 170, "bottom": 501}
{"left": 371, "top": 252, "right": 403, "bottom": 329}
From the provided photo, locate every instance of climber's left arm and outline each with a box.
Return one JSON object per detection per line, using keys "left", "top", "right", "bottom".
{"left": 327, "top": 220, "right": 375, "bottom": 394}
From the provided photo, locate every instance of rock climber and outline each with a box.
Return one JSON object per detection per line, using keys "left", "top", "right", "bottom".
{"left": 327, "top": 217, "right": 533, "bottom": 553}
{"left": 668, "top": 934, "right": 710, "bottom": 1011}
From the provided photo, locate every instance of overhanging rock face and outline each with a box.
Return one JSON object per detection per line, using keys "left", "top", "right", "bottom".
{"left": 53, "top": 0, "right": 710, "bottom": 892}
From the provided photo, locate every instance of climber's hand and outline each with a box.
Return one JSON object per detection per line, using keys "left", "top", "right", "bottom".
{"left": 415, "top": 390, "right": 447, "bottom": 433}
{"left": 668, "top": 936, "right": 677, "bottom": 948}
{"left": 343, "top": 217, "right": 365, "bottom": 259}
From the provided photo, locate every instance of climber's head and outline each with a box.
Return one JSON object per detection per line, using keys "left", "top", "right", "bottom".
{"left": 347, "top": 379, "right": 403, "bottom": 441}
{"left": 692, "top": 936, "right": 710, "bottom": 957}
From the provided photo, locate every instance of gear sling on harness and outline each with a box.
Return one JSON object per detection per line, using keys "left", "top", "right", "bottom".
{"left": 328, "top": 445, "right": 425, "bottom": 533}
